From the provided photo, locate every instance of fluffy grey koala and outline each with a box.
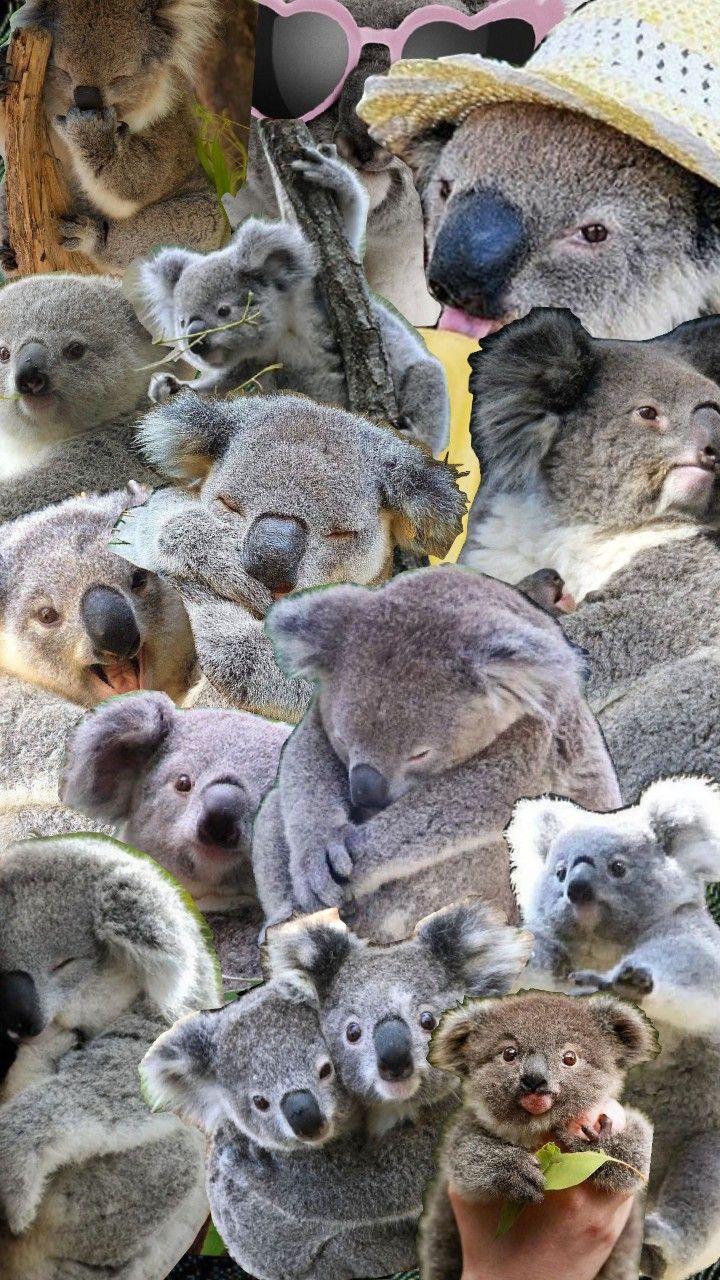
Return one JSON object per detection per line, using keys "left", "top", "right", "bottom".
{"left": 508, "top": 776, "right": 720, "bottom": 1280}
{"left": 0, "top": 831, "right": 222, "bottom": 1280}
{"left": 113, "top": 392, "right": 465, "bottom": 721}
{"left": 422, "top": 990, "right": 656, "bottom": 1280}
{"left": 143, "top": 974, "right": 448, "bottom": 1279}
{"left": 135, "top": 143, "right": 449, "bottom": 455}
{"left": 1, "top": 0, "right": 225, "bottom": 272}
{"left": 459, "top": 306, "right": 720, "bottom": 798}
{"left": 252, "top": 563, "right": 620, "bottom": 940}
{"left": 387, "top": 101, "right": 720, "bottom": 338}
{"left": 0, "top": 273, "right": 166, "bottom": 521}
{"left": 61, "top": 690, "right": 291, "bottom": 984}
{"left": 264, "top": 899, "right": 533, "bottom": 1138}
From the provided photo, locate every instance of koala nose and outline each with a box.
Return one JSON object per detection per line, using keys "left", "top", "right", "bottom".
{"left": 349, "top": 764, "right": 389, "bottom": 812}
{"left": 428, "top": 188, "right": 526, "bottom": 316}
{"left": 15, "top": 344, "right": 50, "bottom": 396}
{"left": 185, "top": 318, "right": 211, "bottom": 356}
{"left": 0, "top": 971, "right": 45, "bottom": 1039}
{"left": 520, "top": 1066, "right": 549, "bottom": 1093}
{"left": 74, "top": 84, "right": 104, "bottom": 111}
{"left": 280, "top": 1089, "right": 324, "bottom": 1139}
{"left": 566, "top": 868, "right": 596, "bottom": 905}
{"left": 81, "top": 587, "right": 141, "bottom": 661}
{"left": 373, "top": 1016, "right": 414, "bottom": 1081}
{"left": 692, "top": 404, "right": 720, "bottom": 469}
{"left": 242, "top": 515, "right": 308, "bottom": 594}
{"left": 196, "top": 782, "right": 246, "bottom": 849}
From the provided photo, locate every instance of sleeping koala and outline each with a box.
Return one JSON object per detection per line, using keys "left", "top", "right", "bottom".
{"left": 422, "top": 991, "right": 656, "bottom": 1280}
{"left": 370, "top": 101, "right": 720, "bottom": 338}
{"left": 0, "top": 273, "right": 163, "bottom": 520}
{"left": 0, "top": 972, "right": 43, "bottom": 1085}
{"left": 264, "top": 900, "right": 533, "bottom": 1137}
{"left": 136, "top": 144, "right": 449, "bottom": 455}
{"left": 0, "top": 832, "right": 222, "bottom": 1280}
{"left": 61, "top": 690, "right": 291, "bottom": 983}
{"left": 1, "top": 0, "right": 225, "bottom": 271}
{"left": 142, "top": 976, "right": 445, "bottom": 1279}
{"left": 459, "top": 306, "right": 720, "bottom": 797}
{"left": 507, "top": 777, "right": 720, "bottom": 1280}
{"left": 113, "top": 392, "right": 465, "bottom": 721}
{"left": 252, "top": 563, "right": 620, "bottom": 939}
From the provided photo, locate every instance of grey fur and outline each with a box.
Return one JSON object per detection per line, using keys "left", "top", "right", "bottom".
{"left": 421, "top": 990, "right": 655, "bottom": 1280}
{"left": 252, "top": 564, "right": 620, "bottom": 938}
{"left": 0, "top": 832, "right": 222, "bottom": 1280}
{"left": 508, "top": 777, "right": 720, "bottom": 1280}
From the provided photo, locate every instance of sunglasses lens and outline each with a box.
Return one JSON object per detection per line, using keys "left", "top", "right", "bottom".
{"left": 253, "top": 7, "right": 350, "bottom": 118}
{"left": 402, "top": 18, "right": 537, "bottom": 66}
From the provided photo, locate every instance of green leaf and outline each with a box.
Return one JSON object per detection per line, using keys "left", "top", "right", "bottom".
{"left": 542, "top": 1149, "right": 611, "bottom": 1190}
{"left": 495, "top": 1200, "right": 525, "bottom": 1237}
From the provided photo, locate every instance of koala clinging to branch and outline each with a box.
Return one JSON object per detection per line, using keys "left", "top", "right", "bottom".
{"left": 1, "top": 0, "right": 225, "bottom": 271}
{"left": 252, "top": 563, "right": 620, "bottom": 939}
{"left": 422, "top": 991, "right": 656, "bottom": 1280}
{"left": 113, "top": 392, "right": 466, "bottom": 721}
{"left": 508, "top": 777, "right": 720, "bottom": 1280}
{"left": 135, "top": 144, "right": 449, "bottom": 455}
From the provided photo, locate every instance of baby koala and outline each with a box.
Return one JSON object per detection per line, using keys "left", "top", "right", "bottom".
{"left": 422, "top": 991, "right": 656, "bottom": 1280}
{"left": 0, "top": 971, "right": 43, "bottom": 1084}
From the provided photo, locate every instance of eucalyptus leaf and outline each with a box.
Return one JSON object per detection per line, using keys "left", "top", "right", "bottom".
{"left": 543, "top": 1149, "right": 610, "bottom": 1191}
{"left": 495, "top": 1200, "right": 525, "bottom": 1237}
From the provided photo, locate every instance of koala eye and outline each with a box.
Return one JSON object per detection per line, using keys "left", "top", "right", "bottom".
{"left": 217, "top": 305, "right": 232, "bottom": 319}
{"left": 175, "top": 774, "right": 192, "bottom": 793}
{"left": 502, "top": 1046, "right": 518, "bottom": 1062}
{"left": 50, "top": 956, "right": 78, "bottom": 973}
{"left": 408, "top": 748, "right": 431, "bottom": 765}
{"left": 327, "top": 529, "right": 358, "bottom": 540}
{"left": 555, "top": 863, "right": 567, "bottom": 883}
{"left": 562, "top": 1050, "right": 578, "bottom": 1067}
{"left": 0, "top": 345, "right": 10, "bottom": 362}
{"left": 36, "top": 605, "right": 60, "bottom": 626}
{"left": 318, "top": 1060, "right": 333, "bottom": 1081}
{"left": 438, "top": 178, "right": 453, "bottom": 202}
{"left": 63, "top": 341, "right": 86, "bottom": 360}
{"left": 217, "top": 495, "right": 244, "bottom": 516}
{"left": 636, "top": 405, "right": 660, "bottom": 423}
{"left": 579, "top": 223, "right": 608, "bottom": 244}
{"left": 346, "top": 1021, "right": 362, "bottom": 1043}
{"left": 130, "top": 569, "right": 149, "bottom": 594}
{"left": 609, "top": 859, "right": 627, "bottom": 878}
{"left": 419, "top": 1011, "right": 436, "bottom": 1032}
{"left": 252, "top": 1095, "right": 270, "bottom": 1111}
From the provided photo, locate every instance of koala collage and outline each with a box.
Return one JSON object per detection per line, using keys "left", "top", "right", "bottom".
{"left": 2, "top": 1, "right": 720, "bottom": 1279}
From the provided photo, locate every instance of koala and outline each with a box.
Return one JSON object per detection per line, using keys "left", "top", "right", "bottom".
{"left": 112, "top": 392, "right": 466, "bottom": 721}
{"left": 0, "top": 273, "right": 166, "bottom": 520}
{"left": 143, "top": 975, "right": 446, "bottom": 1280}
{"left": 507, "top": 776, "right": 720, "bottom": 1280}
{"left": 61, "top": 690, "right": 292, "bottom": 983}
{"left": 264, "top": 899, "right": 534, "bottom": 1138}
{"left": 136, "top": 144, "right": 450, "bottom": 455}
{"left": 516, "top": 568, "right": 576, "bottom": 617}
{"left": 0, "top": 832, "right": 222, "bottom": 1280}
{"left": 380, "top": 101, "right": 720, "bottom": 338}
{"left": 421, "top": 991, "right": 656, "bottom": 1280}
{"left": 459, "top": 306, "right": 720, "bottom": 798}
{"left": 1, "top": 0, "right": 225, "bottom": 272}
{"left": 0, "top": 972, "right": 43, "bottom": 1084}
{"left": 252, "top": 563, "right": 621, "bottom": 940}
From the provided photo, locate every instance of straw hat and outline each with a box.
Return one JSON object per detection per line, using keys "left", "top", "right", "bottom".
{"left": 357, "top": 0, "right": 720, "bottom": 188}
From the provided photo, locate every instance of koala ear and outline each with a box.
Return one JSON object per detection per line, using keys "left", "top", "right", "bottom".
{"left": 468, "top": 308, "right": 598, "bottom": 489}
{"left": 658, "top": 314, "right": 720, "bottom": 386}
{"left": 267, "top": 583, "right": 365, "bottom": 680}
{"left": 465, "top": 615, "right": 587, "bottom": 719}
{"left": 506, "top": 796, "right": 583, "bottom": 919}
{"left": 428, "top": 999, "right": 494, "bottom": 1075}
{"left": 587, "top": 995, "right": 659, "bottom": 1069}
{"left": 390, "top": 120, "right": 458, "bottom": 191}
{"left": 140, "top": 1007, "right": 225, "bottom": 1131}
{"left": 640, "top": 776, "right": 720, "bottom": 882}
{"left": 128, "top": 247, "right": 197, "bottom": 341}
{"left": 231, "top": 220, "right": 316, "bottom": 289}
{"left": 376, "top": 434, "right": 467, "bottom": 557}
{"left": 137, "top": 394, "right": 247, "bottom": 479}
{"left": 414, "top": 898, "right": 532, "bottom": 997}
{"left": 263, "top": 909, "right": 359, "bottom": 999}
{"left": 61, "top": 691, "right": 174, "bottom": 823}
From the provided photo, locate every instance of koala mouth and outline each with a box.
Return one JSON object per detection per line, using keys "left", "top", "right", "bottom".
{"left": 519, "top": 1091, "right": 555, "bottom": 1116}
{"left": 437, "top": 308, "right": 515, "bottom": 340}
{"left": 89, "top": 648, "right": 145, "bottom": 695}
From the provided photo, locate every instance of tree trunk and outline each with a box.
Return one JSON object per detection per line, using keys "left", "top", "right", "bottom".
{"left": 193, "top": 0, "right": 257, "bottom": 193}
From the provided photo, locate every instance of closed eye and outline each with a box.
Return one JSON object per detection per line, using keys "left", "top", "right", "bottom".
{"left": 327, "top": 529, "right": 358, "bottom": 539}
{"left": 217, "top": 495, "right": 244, "bottom": 515}
{"left": 51, "top": 957, "right": 79, "bottom": 973}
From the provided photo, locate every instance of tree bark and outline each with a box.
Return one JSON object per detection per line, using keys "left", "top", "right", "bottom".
{"left": 3, "top": 25, "right": 96, "bottom": 274}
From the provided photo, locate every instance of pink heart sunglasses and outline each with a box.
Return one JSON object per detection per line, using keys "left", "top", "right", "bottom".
{"left": 252, "top": 0, "right": 565, "bottom": 122}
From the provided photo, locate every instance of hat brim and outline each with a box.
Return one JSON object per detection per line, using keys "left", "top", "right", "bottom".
{"left": 359, "top": 57, "right": 720, "bottom": 189}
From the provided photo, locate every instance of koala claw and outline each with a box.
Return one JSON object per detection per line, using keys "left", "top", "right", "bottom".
{"left": 325, "top": 827, "right": 355, "bottom": 884}
{"left": 149, "top": 372, "right": 187, "bottom": 404}
{"left": 55, "top": 104, "right": 119, "bottom": 137}
{"left": 568, "top": 969, "right": 610, "bottom": 991}
{"left": 57, "top": 212, "right": 104, "bottom": 255}
{"left": 614, "top": 963, "right": 654, "bottom": 996}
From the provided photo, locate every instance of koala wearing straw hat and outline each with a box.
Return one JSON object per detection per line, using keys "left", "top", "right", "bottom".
{"left": 358, "top": 0, "right": 720, "bottom": 340}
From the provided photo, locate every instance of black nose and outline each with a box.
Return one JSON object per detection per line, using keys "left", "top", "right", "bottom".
{"left": 196, "top": 782, "right": 246, "bottom": 849}
{"left": 373, "top": 1016, "right": 414, "bottom": 1081}
{"left": 349, "top": 764, "right": 389, "bottom": 812}
{"left": 0, "top": 971, "right": 44, "bottom": 1038}
{"left": 280, "top": 1089, "right": 324, "bottom": 1139}
{"left": 520, "top": 1070, "right": 548, "bottom": 1093}
{"left": 428, "top": 188, "right": 526, "bottom": 316}
{"left": 185, "top": 318, "right": 211, "bottom": 356}
{"left": 242, "top": 515, "right": 308, "bottom": 594}
{"left": 567, "top": 871, "right": 596, "bottom": 905}
{"left": 692, "top": 404, "right": 720, "bottom": 469}
{"left": 16, "top": 344, "right": 50, "bottom": 396}
{"left": 74, "top": 84, "right": 104, "bottom": 110}
{"left": 80, "top": 587, "right": 140, "bottom": 661}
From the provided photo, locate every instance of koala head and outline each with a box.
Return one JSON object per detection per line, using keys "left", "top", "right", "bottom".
{"left": 137, "top": 224, "right": 316, "bottom": 373}
{"left": 141, "top": 979, "right": 354, "bottom": 1148}
{"left": 0, "top": 834, "right": 221, "bottom": 1036}
{"left": 0, "top": 275, "right": 157, "bottom": 457}
{"left": 61, "top": 691, "right": 291, "bottom": 907}
{"left": 17, "top": 0, "right": 216, "bottom": 129}
{"left": 469, "top": 308, "right": 720, "bottom": 532}
{"left": 268, "top": 564, "right": 586, "bottom": 809}
{"left": 0, "top": 488, "right": 197, "bottom": 707}
{"left": 401, "top": 103, "right": 720, "bottom": 339}
{"left": 432, "top": 991, "right": 657, "bottom": 1145}
{"left": 508, "top": 777, "right": 720, "bottom": 949}
{"left": 138, "top": 393, "right": 465, "bottom": 595}
{"left": 265, "top": 901, "right": 532, "bottom": 1121}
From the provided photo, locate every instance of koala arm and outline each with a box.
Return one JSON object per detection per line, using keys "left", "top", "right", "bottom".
{"left": 442, "top": 1110, "right": 546, "bottom": 1205}
{"left": 290, "top": 143, "right": 368, "bottom": 257}
{"left": 376, "top": 303, "right": 450, "bottom": 454}
{"left": 562, "top": 1108, "right": 653, "bottom": 1196}
{"left": 526, "top": 931, "right": 575, "bottom": 983}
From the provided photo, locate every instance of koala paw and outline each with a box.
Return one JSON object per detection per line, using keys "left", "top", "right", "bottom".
{"left": 54, "top": 104, "right": 122, "bottom": 154}
{"left": 568, "top": 969, "right": 610, "bottom": 992}
{"left": 57, "top": 211, "right": 105, "bottom": 256}
{"left": 492, "top": 1150, "right": 546, "bottom": 1205}
{"left": 149, "top": 372, "right": 189, "bottom": 404}
{"left": 290, "top": 143, "right": 343, "bottom": 188}
{"left": 614, "top": 962, "right": 654, "bottom": 997}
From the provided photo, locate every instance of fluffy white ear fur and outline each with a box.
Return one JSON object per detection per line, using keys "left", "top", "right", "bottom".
{"left": 141, "top": 1009, "right": 224, "bottom": 1132}
{"left": 641, "top": 775, "right": 720, "bottom": 882}
{"left": 506, "top": 795, "right": 584, "bottom": 918}
{"left": 263, "top": 908, "right": 352, "bottom": 980}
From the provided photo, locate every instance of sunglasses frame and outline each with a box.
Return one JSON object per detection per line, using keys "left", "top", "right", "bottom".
{"left": 252, "top": 0, "right": 565, "bottom": 122}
